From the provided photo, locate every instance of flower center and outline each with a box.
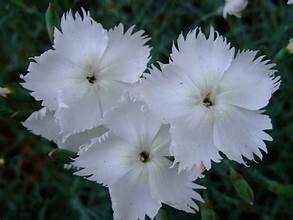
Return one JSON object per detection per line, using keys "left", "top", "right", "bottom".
{"left": 139, "top": 151, "right": 150, "bottom": 163}
{"left": 203, "top": 95, "right": 213, "bottom": 108}
{"left": 86, "top": 74, "right": 96, "bottom": 84}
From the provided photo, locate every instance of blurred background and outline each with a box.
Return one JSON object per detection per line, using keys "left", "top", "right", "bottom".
{"left": 0, "top": 0, "right": 292, "bottom": 219}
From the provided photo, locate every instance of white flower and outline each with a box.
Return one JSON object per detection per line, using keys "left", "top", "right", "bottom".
{"left": 21, "top": 9, "right": 151, "bottom": 136}
{"left": 288, "top": 0, "right": 293, "bottom": 5}
{"left": 139, "top": 28, "right": 280, "bottom": 171}
{"left": 287, "top": 39, "right": 293, "bottom": 54}
{"left": 0, "top": 87, "right": 12, "bottom": 98}
{"left": 23, "top": 108, "right": 108, "bottom": 152}
{"left": 73, "top": 99, "right": 204, "bottom": 220}
{"left": 223, "top": 0, "right": 248, "bottom": 18}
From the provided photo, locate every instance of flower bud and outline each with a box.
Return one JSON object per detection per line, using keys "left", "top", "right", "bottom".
{"left": 229, "top": 167, "right": 254, "bottom": 205}
{"left": 223, "top": 0, "right": 248, "bottom": 18}
{"left": 286, "top": 39, "right": 293, "bottom": 54}
{"left": 200, "top": 201, "right": 218, "bottom": 220}
{"left": 0, "top": 87, "right": 12, "bottom": 98}
{"left": 45, "top": 3, "right": 59, "bottom": 42}
{"left": 0, "top": 158, "right": 5, "bottom": 167}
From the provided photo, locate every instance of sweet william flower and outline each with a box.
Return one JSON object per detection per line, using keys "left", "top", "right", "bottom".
{"left": 139, "top": 28, "right": 280, "bottom": 171}
{"left": 223, "top": 0, "right": 248, "bottom": 18}
{"left": 73, "top": 99, "right": 204, "bottom": 220}
{"left": 23, "top": 108, "right": 108, "bottom": 152}
{"left": 21, "top": 9, "right": 151, "bottom": 136}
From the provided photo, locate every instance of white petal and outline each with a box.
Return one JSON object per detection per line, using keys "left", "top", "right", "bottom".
{"left": 150, "top": 124, "right": 172, "bottom": 157}
{"left": 139, "top": 65, "right": 199, "bottom": 121}
{"left": 213, "top": 104, "right": 272, "bottom": 163}
{"left": 104, "top": 98, "right": 162, "bottom": 148}
{"left": 22, "top": 108, "right": 108, "bottom": 152}
{"left": 55, "top": 84, "right": 103, "bottom": 136}
{"left": 219, "top": 50, "right": 280, "bottom": 110}
{"left": 190, "top": 163, "right": 206, "bottom": 179}
{"left": 51, "top": 65, "right": 132, "bottom": 136}
{"left": 22, "top": 108, "right": 60, "bottom": 142}
{"left": 99, "top": 24, "right": 150, "bottom": 83}
{"left": 54, "top": 9, "right": 108, "bottom": 65}
{"left": 109, "top": 171, "right": 161, "bottom": 220}
{"left": 73, "top": 132, "right": 130, "bottom": 186}
{"left": 61, "top": 125, "right": 108, "bottom": 152}
{"left": 170, "top": 107, "right": 222, "bottom": 171}
{"left": 21, "top": 50, "right": 82, "bottom": 109}
{"left": 95, "top": 80, "right": 130, "bottom": 115}
{"left": 149, "top": 160, "right": 204, "bottom": 213}
{"left": 171, "top": 28, "right": 235, "bottom": 90}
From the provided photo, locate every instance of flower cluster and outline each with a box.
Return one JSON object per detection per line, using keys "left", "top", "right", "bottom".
{"left": 22, "top": 8, "right": 280, "bottom": 220}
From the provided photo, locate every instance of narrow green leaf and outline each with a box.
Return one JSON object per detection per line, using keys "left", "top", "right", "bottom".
{"left": 48, "top": 148, "right": 76, "bottom": 164}
{"left": 229, "top": 167, "right": 254, "bottom": 205}
{"left": 275, "top": 48, "right": 290, "bottom": 63}
{"left": 45, "top": 3, "right": 59, "bottom": 42}
{"left": 266, "top": 180, "right": 293, "bottom": 197}
{"left": 155, "top": 209, "right": 168, "bottom": 220}
{"left": 262, "top": 215, "right": 275, "bottom": 220}
{"left": 0, "top": 108, "right": 31, "bottom": 122}
{"left": 200, "top": 202, "right": 218, "bottom": 220}
{"left": 10, "top": 110, "right": 32, "bottom": 121}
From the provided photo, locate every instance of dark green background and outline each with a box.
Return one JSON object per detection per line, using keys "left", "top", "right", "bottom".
{"left": 0, "top": 0, "right": 292, "bottom": 219}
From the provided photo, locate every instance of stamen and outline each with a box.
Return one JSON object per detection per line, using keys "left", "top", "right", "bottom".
{"left": 86, "top": 75, "right": 96, "bottom": 84}
{"left": 203, "top": 95, "right": 213, "bottom": 108}
{"left": 139, "top": 151, "right": 150, "bottom": 163}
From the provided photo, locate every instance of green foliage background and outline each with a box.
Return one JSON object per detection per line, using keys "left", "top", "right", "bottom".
{"left": 0, "top": 0, "right": 292, "bottom": 219}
